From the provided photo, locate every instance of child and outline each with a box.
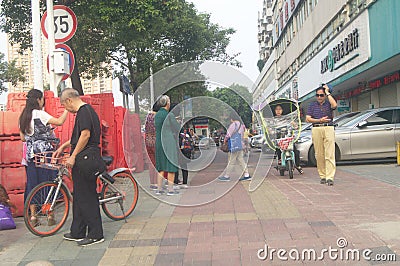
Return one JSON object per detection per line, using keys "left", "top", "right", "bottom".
{"left": 0, "top": 184, "right": 17, "bottom": 230}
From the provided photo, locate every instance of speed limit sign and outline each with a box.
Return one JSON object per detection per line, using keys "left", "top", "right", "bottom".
{"left": 41, "top": 5, "right": 77, "bottom": 43}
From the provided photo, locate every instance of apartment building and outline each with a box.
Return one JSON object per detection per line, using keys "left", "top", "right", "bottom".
{"left": 254, "top": 0, "right": 400, "bottom": 114}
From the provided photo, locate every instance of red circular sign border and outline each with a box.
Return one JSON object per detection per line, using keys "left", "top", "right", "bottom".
{"left": 41, "top": 5, "right": 77, "bottom": 43}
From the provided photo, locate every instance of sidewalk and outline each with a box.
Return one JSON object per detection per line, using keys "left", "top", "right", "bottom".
{"left": 1, "top": 155, "right": 399, "bottom": 265}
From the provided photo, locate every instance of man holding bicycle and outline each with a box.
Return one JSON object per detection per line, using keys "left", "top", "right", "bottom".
{"left": 54, "top": 88, "right": 106, "bottom": 246}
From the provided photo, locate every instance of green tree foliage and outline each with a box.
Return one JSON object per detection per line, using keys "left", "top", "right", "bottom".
{"left": 0, "top": 52, "right": 25, "bottom": 93}
{"left": 211, "top": 84, "right": 252, "bottom": 128}
{"left": 1, "top": 0, "right": 240, "bottom": 112}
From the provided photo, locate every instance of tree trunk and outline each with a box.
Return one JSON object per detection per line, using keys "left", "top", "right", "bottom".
{"left": 67, "top": 42, "right": 84, "bottom": 95}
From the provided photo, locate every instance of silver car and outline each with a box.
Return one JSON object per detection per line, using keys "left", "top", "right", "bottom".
{"left": 295, "top": 108, "right": 400, "bottom": 166}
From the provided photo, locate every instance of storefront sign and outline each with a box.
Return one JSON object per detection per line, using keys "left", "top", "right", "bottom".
{"left": 321, "top": 28, "right": 360, "bottom": 74}
{"left": 336, "top": 70, "right": 400, "bottom": 100}
{"left": 273, "top": 0, "right": 301, "bottom": 45}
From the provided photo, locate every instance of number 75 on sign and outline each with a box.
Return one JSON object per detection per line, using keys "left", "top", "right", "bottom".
{"left": 41, "top": 5, "right": 77, "bottom": 43}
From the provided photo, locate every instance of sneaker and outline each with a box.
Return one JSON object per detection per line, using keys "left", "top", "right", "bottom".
{"left": 149, "top": 185, "right": 158, "bottom": 191}
{"left": 218, "top": 176, "right": 231, "bottom": 182}
{"left": 320, "top": 178, "right": 326, "bottom": 184}
{"left": 77, "top": 237, "right": 105, "bottom": 247}
{"left": 239, "top": 175, "right": 252, "bottom": 181}
{"left": 167, "top": 191, "right": 179, "bottom": 196}
{"left": 155, "top": 190, "right": 165, "bottom": 195}
{"left": 64, "top": 233, "right": 84, "bottom": 242}
{"left": 180, "top": 184, "right": 189, "bottom": 189}
{"left": 327, "top": 179, "right": 334, "bottom": 186}
{"left": 173, "top": 185, "right": 181, "bottom": 190}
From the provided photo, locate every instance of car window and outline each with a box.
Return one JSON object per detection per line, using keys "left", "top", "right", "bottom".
{"left": 393, "top": 109, "right": 400, "bottom": 124}
{"left": 366, "top": 110, "right": 394, "bottom": 126}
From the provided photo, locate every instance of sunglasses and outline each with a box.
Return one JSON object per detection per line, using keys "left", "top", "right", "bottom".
{"left": 316, "top": 94, "right": 325, "bottom": 97}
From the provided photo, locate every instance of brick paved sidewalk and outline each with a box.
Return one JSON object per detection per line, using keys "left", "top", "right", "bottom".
{"left": 1, "top": 159, "right": 399, "bottom": 265}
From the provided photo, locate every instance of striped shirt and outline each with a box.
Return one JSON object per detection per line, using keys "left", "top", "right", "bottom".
{"left": 307, "top": 101, "right": 334, "bottom": 120}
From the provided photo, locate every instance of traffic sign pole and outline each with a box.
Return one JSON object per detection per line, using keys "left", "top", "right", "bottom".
{"left": 31, "top": 0, "right": 43, "bottom": 91}
{"left": 46, "top": 0, "right": 56, "bottom": 94}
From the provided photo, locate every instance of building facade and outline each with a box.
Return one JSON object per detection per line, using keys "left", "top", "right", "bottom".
{"left": 254, "top": 0, "right": 400, "bottom": 116}
{"left": 7, "top": 36, "right": 112, "bottom": 95}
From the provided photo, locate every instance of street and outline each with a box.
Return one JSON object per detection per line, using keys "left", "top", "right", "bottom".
{"left": 1, "top": 149, "right": 399, "bottom": 265}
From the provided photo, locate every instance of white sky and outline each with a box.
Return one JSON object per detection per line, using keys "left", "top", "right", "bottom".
{"left": 190, "top": 0, "right": 261, "bottom": 82}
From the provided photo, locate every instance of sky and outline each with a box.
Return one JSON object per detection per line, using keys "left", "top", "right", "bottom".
{"left": 0, "top": 0, "right": 262, "bottom": 103}
{"left": 190, "top": 0, "right": 261, "bottom": 82}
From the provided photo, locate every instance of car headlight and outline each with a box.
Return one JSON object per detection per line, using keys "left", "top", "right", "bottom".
{"left": 297, "top": 136, "right": 311, "bottom": 144}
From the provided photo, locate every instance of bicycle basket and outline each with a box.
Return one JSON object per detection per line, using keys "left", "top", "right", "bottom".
{"left": 276, "top": 136, "right": 295, "bottom": 150}
{"left": 34, "top": 152, "right": 69, "bottom": 170}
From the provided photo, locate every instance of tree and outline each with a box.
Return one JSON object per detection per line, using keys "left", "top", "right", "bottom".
{"left": 1, "top": 0, "right": 240, "bottom": 111}
{"left": 212, "top": 84, "right": 253, "bottom": 128}
{"left": 0, "top": 52, "right": 25, "bottom": 93}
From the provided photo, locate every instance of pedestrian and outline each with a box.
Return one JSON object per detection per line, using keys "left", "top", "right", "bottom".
{"left": 145, "top": 101, "right": 160, "bottom": 191}
{"left": 243, "top": 127, "right": 250, "bottom": 156}
{"left": 0, "top": 184, "right": 17, "bottom": 230}
{"left": 218, "top": 113, "right": 251, "bottom": 181}
{"left": 154, "top": 95, "right": 181, "bottom": 196}
{"left": 273, "top": 104, "right": 303, "bottom": 174}
{"left": 174, "top": 128, "right": 193, "bottom": 188}
{"left": 305, "top": 84, "right": 337, "bottom": 186}
{"left": 18, "top": 89, "right": 68, "bottom": 226}
{"left": 54, "top": 88, "right": 106, "bottom": 246}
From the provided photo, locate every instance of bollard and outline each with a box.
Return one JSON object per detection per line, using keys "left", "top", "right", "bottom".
{"left": 397, "top": 141, "right": 400, "bottom": 166}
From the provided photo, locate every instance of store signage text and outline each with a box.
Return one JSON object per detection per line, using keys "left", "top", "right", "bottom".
{"left": 336, "top": 70, "right": 400, "bottom": 100}
{"left": 321, "top": 28, "right": 359, "bottom": 74}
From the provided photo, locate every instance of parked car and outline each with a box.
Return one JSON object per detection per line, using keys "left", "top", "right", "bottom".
{"left": 296, "top": 107, "right": 400, "bottom": 166}
{"left": 194, "top": 135, "right": 212, "bottom": 149}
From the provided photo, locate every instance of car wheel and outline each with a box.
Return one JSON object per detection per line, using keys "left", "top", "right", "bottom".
{"left": 308, "top": 145, "right": 341, "bottom": 167}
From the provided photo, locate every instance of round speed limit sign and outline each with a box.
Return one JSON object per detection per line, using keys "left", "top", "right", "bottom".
{"left": 41, "top": 5, "right": 77, "bottom": 43}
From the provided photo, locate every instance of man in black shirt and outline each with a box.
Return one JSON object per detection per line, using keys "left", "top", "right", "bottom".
{"left": 54, "top": 88, "right": 106, "bottom": 246}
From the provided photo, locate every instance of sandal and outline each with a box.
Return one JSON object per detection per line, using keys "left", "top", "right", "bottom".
{"left": 31, "top": 216, "right": 39, "bottom": 227}
{"left": 48, "top": 214, "right": 56, "bottom": 226}
{"left": 296, "top": 166, "right": 304, "bottom": 175}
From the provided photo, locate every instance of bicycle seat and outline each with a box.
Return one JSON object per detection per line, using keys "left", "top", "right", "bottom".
{"left": 102, "top": 156, "right": 113, "bottom": 166}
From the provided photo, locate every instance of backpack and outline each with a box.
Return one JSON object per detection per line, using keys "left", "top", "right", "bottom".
{"left": 228, "top": 122, "right": 243, "bottom": 153}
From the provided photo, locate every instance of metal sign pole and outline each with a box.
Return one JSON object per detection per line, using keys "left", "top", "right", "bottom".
{"left": 31, "top": 0, "right": 43, "bottom": 91}
{"left": 46, "top": 0, "right": 56, "bottom": 93}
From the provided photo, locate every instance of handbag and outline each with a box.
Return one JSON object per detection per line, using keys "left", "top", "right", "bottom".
{"left": 0, "top": 204, "right": 16, "bottom": 230}
{"left": 221, "top": 142, "right": 229, "bottom": 153}
{"left": 228, "top": 122, "right": 243, "bottom": 153}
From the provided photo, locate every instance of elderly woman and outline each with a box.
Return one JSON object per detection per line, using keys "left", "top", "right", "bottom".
{"left": 154, "top": 95, "right": 181, "bottom": 196}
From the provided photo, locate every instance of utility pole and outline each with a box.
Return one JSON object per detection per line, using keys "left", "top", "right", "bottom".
{"left": 46, "top": 0, "right": 56, "bottom": 93}
{"left": 31, "top": 0, "right": 43, "bottom": 91}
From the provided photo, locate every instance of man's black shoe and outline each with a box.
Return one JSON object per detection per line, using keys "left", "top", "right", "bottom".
{"left": 327, "top": 179, "right": 334, "bottom": 186}
{"left": 320, "top": 178, "right": 326, "bottom": 184}
{"left": 78, "top": 237, "right": 105, "bottom": 247}
{"left": 63, "top": 233, "right": 84, "bottom": 242}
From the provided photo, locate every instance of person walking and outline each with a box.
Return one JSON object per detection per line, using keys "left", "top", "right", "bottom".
{"left": 145, "top": 101, "right": 160, "bottom": 191}
{"left": 174, "top": 128, "right": 193, "bottom": 188}
{"left": 218, "top": 113, "right": 251, "bottom": 182}
{"left": 18, "top": 89, "right": 68, "bottom": 226}
{"left": 306, "top": 84, "right": 337, "bottom": 186}
{"left": 54, "top": 88, "right": 106, "bottom": 246}
{"left": 154, "top": 95, "right": 181, "bottom": 196}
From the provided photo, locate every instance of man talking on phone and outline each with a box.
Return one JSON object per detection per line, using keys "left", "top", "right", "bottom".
{"left": 306, "top": 84, "right": 337, "bottom": 186}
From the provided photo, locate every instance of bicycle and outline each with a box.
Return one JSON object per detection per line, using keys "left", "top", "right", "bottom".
{"left": 24, "top": 152, "right": 139, "bottom": 237}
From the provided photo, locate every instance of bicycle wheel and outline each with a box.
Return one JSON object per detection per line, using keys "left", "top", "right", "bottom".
{"left": 287, "top": 160, "right": 294, "bottom": 179}
{"left": 24, "top": 181, "right": 70, "bottom": 236}
{"left": 101, "top": 171, "right": 139, "bottom": 220}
